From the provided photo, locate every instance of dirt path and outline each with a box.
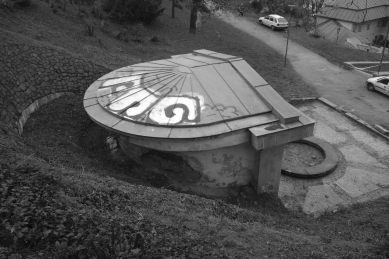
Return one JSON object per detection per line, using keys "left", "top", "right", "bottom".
{"left": 218, "top": 13, "right": 389, "bottom": 129}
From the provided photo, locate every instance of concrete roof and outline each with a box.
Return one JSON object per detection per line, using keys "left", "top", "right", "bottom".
{"left": 317, "top": 19, "right": 370, "bottom": 44}
{"left": 326, "top": 0, "right": 388, "bottom": 10}
{"left": 83, "top": 50, "right": 311, "bottom": 139}
{"left": 317, "top": 0, "right": 389, "bottom": 23}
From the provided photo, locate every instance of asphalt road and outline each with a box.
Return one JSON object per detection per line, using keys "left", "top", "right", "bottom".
{"left": 218, "top": 13, "right": 389, "bottom": 129}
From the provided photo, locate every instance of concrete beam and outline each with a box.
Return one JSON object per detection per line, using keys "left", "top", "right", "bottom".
{"left": 251, "top": 144, "right": 285, "bottom": 194}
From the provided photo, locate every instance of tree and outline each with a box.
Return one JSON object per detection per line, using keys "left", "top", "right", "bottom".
{"left": 303, "top": 0, "right": 325, "bottom": 35}
{"left": 189, "top": 0, "right": 210, "bottom": 34}
{"left": 266, "top": 0, "right": 286, "bottom": 14}
{"left": 171, "top": 0, "right": 184, "bottom": 18}
{"left": 172, "top": 0, "right": 231, "bottom": 34}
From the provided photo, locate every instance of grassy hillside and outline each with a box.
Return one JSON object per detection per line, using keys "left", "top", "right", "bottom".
{"left": 0, "top": 0, "right": 316, "bottom": 99}
{"left": 1, "top": 0, "right": 389, "bottom": 258}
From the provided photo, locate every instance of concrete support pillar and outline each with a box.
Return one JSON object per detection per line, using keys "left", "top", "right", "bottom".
{"left": 251, "top": 144, "right": 285, "bottom": 194}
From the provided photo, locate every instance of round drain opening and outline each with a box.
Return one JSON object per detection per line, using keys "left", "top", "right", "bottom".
{"left": 281, "top": 137, "right": 339, "bottom": 179}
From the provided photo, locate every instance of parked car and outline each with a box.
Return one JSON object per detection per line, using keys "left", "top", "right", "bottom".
{"left": 366, "top": 76, "right": 389, "bottom": 96}
{"left": 258, "top": 14, "right": 289, "bottom": 31}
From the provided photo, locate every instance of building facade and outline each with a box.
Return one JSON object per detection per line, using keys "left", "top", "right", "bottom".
{"left": 316, "top": 0, "right": 389, "bottom": 45}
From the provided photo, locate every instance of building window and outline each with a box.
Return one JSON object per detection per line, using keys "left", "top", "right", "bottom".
{"left": 383, "top": 20, "right": 387, "bottom": 27}
{"left": 358, "top": 25, "right": 362, "bottom": 32}
{"left": 378, "top": 21, "right": 382, "bottom": 27}
{"left": 366, "top": 23, "right": 370, "bottom": 30}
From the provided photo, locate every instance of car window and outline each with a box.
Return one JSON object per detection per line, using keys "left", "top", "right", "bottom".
{"left": 278, "top": 18, "right": 288, "bottom": 23}
{"left": 270, "top": 17, "right": 274, "bottom": 21}
{"left": 379, "top": 79, "right": 389, "bottom": 84}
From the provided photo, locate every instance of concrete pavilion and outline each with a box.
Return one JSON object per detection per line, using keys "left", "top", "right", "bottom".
{"left": 83, "top": 50, "right": 315, "bottom": 194}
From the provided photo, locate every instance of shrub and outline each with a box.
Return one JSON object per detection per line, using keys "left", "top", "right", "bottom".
{"left": 102, "top": 0, "right": 165, "bottom": 25}
{"left": 310, "top": 32, "right": 321, "bottom": 38}
{"left": 91, "top": 5, "right": 104, "bottom": 19}
{"left": 0, "top": 0, "right": 31, "bottom": 9}
{"left": 250, "top": 0, "right": 263, "bottom": 14}
{"left": 84, "top": 22, "right": 95, "bottom": 36}
{"left": 0, "top": 165, "right": 152, "bottom": 258}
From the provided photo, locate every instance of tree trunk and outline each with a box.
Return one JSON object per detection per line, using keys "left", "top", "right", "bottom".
{"left": 172, "top": 0, "right": 175, "bottom": 18}
{"left": 189, "top": 2, "right": 198, "bottom": 34}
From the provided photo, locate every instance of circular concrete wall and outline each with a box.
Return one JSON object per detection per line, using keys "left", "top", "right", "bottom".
{"left": 119, "top": 135, "right": 257, "bottom": 188}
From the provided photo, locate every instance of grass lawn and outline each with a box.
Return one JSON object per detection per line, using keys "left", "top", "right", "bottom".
{"left": 0, "top": 0, "right": 316, "bottom": 100}
{"left": 287, "top": 27, "right": 386, "bottom": 67}
{"left": 14, "top": 94, "right": 389, "bottom": 259}
{"left": 242, "top": 9, "right": 387, "bottom": 69}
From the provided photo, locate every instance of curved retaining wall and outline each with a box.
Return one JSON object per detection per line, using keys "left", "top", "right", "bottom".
{"left": 0, "top": 43, "right": 109, "bottom": 135}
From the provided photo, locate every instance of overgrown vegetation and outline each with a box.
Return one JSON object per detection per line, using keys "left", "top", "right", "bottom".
{"left": 0, "top": 131, "right": 263, "bottom": 259}
{"left": 0, "top": 0, "right": 30, "bottom": 9}
{"left": 249, "top": 0, "right": 263, "bottom": 14}
{"left": 102, "top": 0, "right": 165, "bottom": 25}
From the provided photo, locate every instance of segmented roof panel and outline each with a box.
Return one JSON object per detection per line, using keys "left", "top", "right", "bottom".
{"left": 318, "top": 1, "right": 389, "bottom": 22}
{"left": 84, "top": 50, "right": 301, "bottom": 138}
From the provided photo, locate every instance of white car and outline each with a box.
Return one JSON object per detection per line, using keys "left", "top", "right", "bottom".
{"left": 259, "top": 14, "right": 289, "bottom": 31}
{"left": 366, "top": 76, "right": 389, "bottom": 96}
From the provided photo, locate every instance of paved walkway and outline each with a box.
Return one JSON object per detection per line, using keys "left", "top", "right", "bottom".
{"left": 279, "top": 101, "right": 389, "bottom": 217}
{"left": 218, "top": 14, "right": 389, "bottom": 129}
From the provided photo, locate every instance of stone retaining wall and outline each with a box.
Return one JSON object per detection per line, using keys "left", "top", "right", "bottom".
{"left": 0, "top": 43, "right": 109, "bottom": 135}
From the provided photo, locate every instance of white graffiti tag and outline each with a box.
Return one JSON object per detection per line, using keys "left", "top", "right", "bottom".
{"left": 149, "top": 96, "right": 199, "bottom": 124}
{"left": 105, "top": 87, "right": 201, "bottom": 125}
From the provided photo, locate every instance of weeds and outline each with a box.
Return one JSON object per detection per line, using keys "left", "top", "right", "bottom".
{"left": 0, "top": 0, "right": 31, "bottom": 9}
{"left": 83, "top": 21, "right": 94, "bottom": 36}
{"left": 150, "top": 35, "right": 158, "bottom": 42}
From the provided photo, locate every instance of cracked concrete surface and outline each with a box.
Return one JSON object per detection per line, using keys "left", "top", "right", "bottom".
{"left": 279, "top": 101, "right": 389, "bottom": 217}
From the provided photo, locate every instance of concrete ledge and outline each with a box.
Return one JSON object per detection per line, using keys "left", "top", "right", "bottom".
{"left": 288, "top": 97, "right": 317, "bottom": 104}
{"left": 18, "top": 92, "right": 75, "bottom": 135}
{"left": 344, "top": 113, "right": 389, "bottom": 141}
{"left": 282, "top": 137, "right": 339, "bottom": 179}
{"left": 344, "top": 61, "right": 389, "bottom": 76}
{"left": 317, "top": 97, "right": 338, "bottom": 109}
{"left": 316, "top": 97, "right": 389, "bottom": 142}
{"left": 374, "top": 124, "right": 389, "bottom": 135}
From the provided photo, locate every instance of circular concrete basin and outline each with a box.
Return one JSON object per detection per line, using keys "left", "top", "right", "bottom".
{"left": 282, "top": 137, "right": 339, "bottom": 178}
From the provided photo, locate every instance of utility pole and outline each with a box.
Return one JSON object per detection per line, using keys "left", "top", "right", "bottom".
{"left": 284, "top": 6, "right": 294, "bottom": 68}
{"left": 336, "top": 26, "right": 340, "bottom": 43}
{"left": 377, "top": 22, "right": 389, "bottom": 74}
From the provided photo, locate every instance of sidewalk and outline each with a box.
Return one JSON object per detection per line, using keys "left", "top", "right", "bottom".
{"left": 279, "top": 100, "right": 389, "bottom": 217}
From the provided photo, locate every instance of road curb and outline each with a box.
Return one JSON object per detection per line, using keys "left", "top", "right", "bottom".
{"left": 344, "top": 62, "right": 389, "bottom": 77}
{"left": 288, "top": 97, "right": 318, "bottom": 105}
{"left": 317, "top": 97, "right": 337, "bottom": 109}
{"left": 317, "top": 97, "right": 389, "bottom": 142}
{"left": 374, "top": 124, "right": 389, "bottom": 135}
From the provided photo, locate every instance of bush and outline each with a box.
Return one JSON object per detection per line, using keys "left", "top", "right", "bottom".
{"left": 291, "top": 6, "right": 307, "bottom": 19}
{"left": 102, "top": 0, "right": 165, "bottom": 25}
{"left": 0, "top": 165, "right": 152, "bottom": 258}
{"left": 0, "top": 0, "right": 31, "bottom": 9}
{"left": 250, "top": 0, "right": 263, "bottom": 14}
